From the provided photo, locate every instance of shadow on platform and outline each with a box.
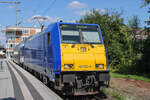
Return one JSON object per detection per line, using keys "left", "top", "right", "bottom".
{"left": 1, "top": 97, "right": 16, "bottom": 100}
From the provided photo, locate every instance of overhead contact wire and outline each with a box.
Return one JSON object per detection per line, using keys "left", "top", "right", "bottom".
{"left": 42, "top": 0, "right": 56, "bottom": 15}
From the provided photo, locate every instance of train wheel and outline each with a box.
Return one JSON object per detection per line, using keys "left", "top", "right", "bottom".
{"left": 43, "top": 76, "right": 48, "bottom": 85}
{"left": 39, "top": 74, "right": 43, "bottom": 81}
{"left": 22, "top": 65, "right": 25, "bottom": 69}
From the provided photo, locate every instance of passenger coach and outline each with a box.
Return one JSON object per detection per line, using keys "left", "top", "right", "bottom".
{"left": 13, "top": 22, "right": 110, "bottom": 95}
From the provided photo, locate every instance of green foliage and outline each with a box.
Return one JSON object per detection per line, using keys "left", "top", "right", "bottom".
{"left": 128, "top": 15, "right": 140, "bottom": 29}
{"left": 111, "top": 72, "right": 150, "bottom": 82}
{"left": 112, "top": 92, "right": 125, "bottom": 100}
{"left": 102, "top": 87, "right": 125, "bottom": 100}
{"left": 79, "top": 9, "right": 134, "bottom": 71}
{"left": 127, "top": 15, "right": 142, "bottom": 55}
{"left": 138, "top": 36, "right": 150, "bottom": 75}
{"left": 141, "top": 0, "right": 150, "bottom": 7}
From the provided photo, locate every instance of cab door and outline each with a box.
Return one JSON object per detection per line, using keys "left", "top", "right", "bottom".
{"left": 44, "top": 32, "right": 54, "bottom": 81}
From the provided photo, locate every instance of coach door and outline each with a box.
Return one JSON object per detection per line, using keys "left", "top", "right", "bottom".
{"left": 44, "top": 32, "right": 53, "bottom": 79}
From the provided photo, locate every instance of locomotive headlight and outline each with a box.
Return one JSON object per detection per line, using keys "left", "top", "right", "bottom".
{"left": 64, "top": 64, "right": 73, "bottom": 69}
{"left": 95, "top": 64, "right": 104, "bottom": 69}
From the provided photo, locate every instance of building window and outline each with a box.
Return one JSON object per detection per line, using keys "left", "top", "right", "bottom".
{"left": 10, "top": 44, "right": 13, "bottom": 48}
{"left": 22, "top": 29, "right": 29, "bottom": 34}
{"left": 7, "top": 37, "right": 15, "bottom": 41}
{"left": 22, "top": 37, "right": 28, "bottom": 41}
{"left": 7, "top": 31, "right": 15, "bottom": 35}
{"left": 6, "top": 33, "right": 15, "bottom": 41}
{"left": 7, "top": 44, "right": 15, "bottom": 48}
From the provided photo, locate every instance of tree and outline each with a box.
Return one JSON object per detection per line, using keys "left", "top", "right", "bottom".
{"left": 79, "top": 10, "right": 134, "bottom": 72}
{"left": 141, "top": 0, "right": 150, "bottom": 7}
{"left": 128, "top": 15, "right": 140, "bottom": 29}
{"left": 128, "top": 15, "right": 142, "bottom": 55}
{"left": 139, "top": 36, "right": 150, "bottom": 75}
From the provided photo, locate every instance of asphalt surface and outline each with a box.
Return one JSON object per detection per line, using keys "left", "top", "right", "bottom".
{"left": 6, "top": 61, "right": 24, "bottom": 100}
{"left": 0, "top": 58, "right": 62, "bottom": 100}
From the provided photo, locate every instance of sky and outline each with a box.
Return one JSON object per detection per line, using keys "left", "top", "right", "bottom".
{"left": 0, "top": 0, "right": 149, "bottom": 45}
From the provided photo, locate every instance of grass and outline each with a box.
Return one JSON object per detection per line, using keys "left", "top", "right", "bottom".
{"left": 111, "top": 92, "right": 125, "bottom": 100}
{"left": 111, "top": 72, "right": 150, "bottom": 82}
{"left": 102, "top": 88, "right": 125, "bottom": 100}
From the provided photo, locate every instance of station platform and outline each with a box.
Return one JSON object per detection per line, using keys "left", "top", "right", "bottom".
{"left": 0, "top": 59, "right": 62, "bottom": 100}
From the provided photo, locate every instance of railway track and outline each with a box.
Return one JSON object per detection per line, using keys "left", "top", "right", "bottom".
{"left": 60, "top": 92, "right": 108, "bottom": 100}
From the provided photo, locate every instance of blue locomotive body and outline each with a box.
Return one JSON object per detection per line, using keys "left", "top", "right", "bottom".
{"left": 23, "top": 23, "right": 61, "bottom": 82}
{"left": 13, "top": 22, "right": 110, "bottom": 95}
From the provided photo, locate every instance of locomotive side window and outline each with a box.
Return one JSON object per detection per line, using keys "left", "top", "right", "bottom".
{"left": 48, "top": 32, "right": 51, "bottom": 45}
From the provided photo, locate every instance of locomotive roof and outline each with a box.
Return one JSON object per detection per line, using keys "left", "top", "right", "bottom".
{"left": 57, "top": 22, "right": 99, "bottom": 26}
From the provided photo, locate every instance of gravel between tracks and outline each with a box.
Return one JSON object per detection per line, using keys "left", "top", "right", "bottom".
{"left": 108, "top": 78, "right": 150, "bottom": 100}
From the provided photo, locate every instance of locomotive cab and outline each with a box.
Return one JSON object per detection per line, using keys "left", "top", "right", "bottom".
{"left": 57, "top": 23, "right": 110, "bottom": 95}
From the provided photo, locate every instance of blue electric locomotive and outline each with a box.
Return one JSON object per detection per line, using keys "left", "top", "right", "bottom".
{"left": 13, "top": 22, "right": 110, "bottom": 95}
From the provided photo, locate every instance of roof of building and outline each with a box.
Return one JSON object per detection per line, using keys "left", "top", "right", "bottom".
{"left": 2, "top": 26, "right": 41, "bottom": 32}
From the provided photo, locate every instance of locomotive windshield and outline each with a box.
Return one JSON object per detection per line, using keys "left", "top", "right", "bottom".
{"left": 60, "top": 24, "right": 102, "bottom": 44}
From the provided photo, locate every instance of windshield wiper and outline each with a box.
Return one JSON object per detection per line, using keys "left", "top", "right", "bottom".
{"left": 79, "top": 29, "right": 84, "bottom": 44}
{"left": 84, "top": 42, "right": 94, "bottom": 48}
{"left": 71, "top": 44, "right": 76, "bottom": 48}
{"left": 89, "top": 43, "right": 94, "bottom": 48}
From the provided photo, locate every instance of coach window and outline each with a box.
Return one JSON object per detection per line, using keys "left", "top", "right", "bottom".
{"left": 48, "top": 32, "right": 51, "bottom": 45}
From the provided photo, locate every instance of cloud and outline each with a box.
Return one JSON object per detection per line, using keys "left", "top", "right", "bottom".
{"left": 99, "top": 9, "right": 107, "bottom": 13}
{"left": 25, "top": 15, "right": 61, "bottom": 23}
{"left": 31, "top": 15, "right": 51, "bottom": 22}
{"left": 75, "top": 10, "right": 90, "bottom": 16}
{"left": 68, "top": 1, "right": 88, "bottom": 9}
{"left": 66, "top": 20, "right": 76, "bottom": 23}
{"left": 8, "top": 5, "right": 15, "bottom": 9}
{"left": 75, "top": 9, "right": 107, "bottom": 16}
{"left": 48, "top": 16, "right": 62, "bottom": 23}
